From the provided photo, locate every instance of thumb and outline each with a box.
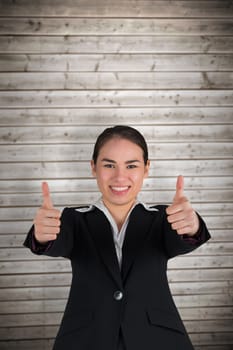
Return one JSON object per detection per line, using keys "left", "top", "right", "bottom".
{"left": 173, "top": 175, "right": 184, "bottom": 203}
{"left": 41, "top": 181, "right": 54, "bottom": 209}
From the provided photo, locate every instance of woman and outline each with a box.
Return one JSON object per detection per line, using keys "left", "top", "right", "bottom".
{"left": 24, "top": 125, "right": 210, "bottom": 350}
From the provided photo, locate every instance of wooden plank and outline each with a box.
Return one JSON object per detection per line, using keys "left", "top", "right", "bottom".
{"left": 180, "top": 307, "right": 233, "bottom": 321}
{"left": 1, "top": 241, "right": 233, "bottom": 261}
{"left": 1, "top": 72, "right": 233, "bottom": 90}
{"left": 1, "top": 18, "right": 233, "bottom": 35}
{"left": 170, "top": 281, "right": 233, "bottom": 295}
{"left": 0, "top": 307, "right": 232, "bottom": 327}
{"left": 0, "top": 324, "right": 233, "bottom": 342}
{"left": 3, "top": 215, "right": 231, "bottom": 236}
{"left": 190, "top": 242, "right": 233, "bottom": 256}
{"left": 0, "top": 160, "right": 232, "bottom": 180}
{"left": 185, "top": 319, "right": 233, "bottom": 333}
{"left": 0, "top": 343, "right": 227, "bottom": 350}
{"left": 173, "top": 294, "right": 233, "bottom": 308}
{"left": 1, "top": 228, "right": 233, "bottom": 250}
{"left": 0, "top": 1, "right": 232, "bottom": 18}
{"left": 0, "top": 268, "right": 232, "bottom": 288}
{"left": 0, "top": 234, "right": 28, "bottom": 247}
{"left": 167, "top": 267, "right": 233, "bottom": 282}
{"left": 0, "top": 286, "right": 70, "bottom": 301}
{"left": 0, "top": 341, "right": 231, "bottom": 350}
{"left": 183, "top": 240, "right": 233, "bottom": 257}
{"left": 1, "top": 125, "right": 233, "bottom": 144}
{"left": 196, "top": 216, "right": 233, "bottom": 230}
{"left": 0, "top": 221, "right": 33, "bottom": 235}
{"left": 1, "top": 253, "right": 233, "bottom": 275}
{"left": 0, "top": 340, "right": 54, "bottom": 350}
{"left": 0, "top": 108, "right": 232, "bottom": 125}
{"left": 190, "top": 332, "right": 233, "bottom": 346}
{"left": 0, "top": 228, "right": 233, "bottom": 247}
{"left": 1, "top": 54, "right": 233, "bottom": 72}
{"left": 0, "top": 294, "right": 231, "bottom": 315}
{"left": 0, "top": 273, "right": 72, "bottom": 288}
{"left": 1, "top": 91, "right": 232, "bottom": 108}
{"left": 0, "top": 227, "right": 232, "bottom": 247}
{"left": 0, "top": 189, "right": 232, "bottom": 207}
{"left": 0, "top": 200, "right": 232, "bottom": 221}
{"left": 0, "top": 312, "right": 63, "bottom": 327}
{"left": 1, "top": 36, "right": 233, "bottom": 54}
{"left": 0, "top": 178, "right": 232, "bottom": 195}
{"left": 0, "top": 299, "right": 67, "bottom": 314}
{"left": 0, "top": 142, "right": 233, "bottom": 161}
{"left": 0, "top": 325, "right": 57, "bottom": 340}
{"left": 0, "top": 281, "right": 232, "bottom": 302}
{"left": 0, "top": 260, "right": 71, "bottom": 275}
{"left": 190, "top": 230, "right": 233, "bottom": 242}
{"left": 195, "top": 347, "right": 233, "bottom": 350}
{"left": 168, "top": 255, "right": 233, "bottom": 269}
{"left": 0, "top": 241, "right": 233, "bottom": 261}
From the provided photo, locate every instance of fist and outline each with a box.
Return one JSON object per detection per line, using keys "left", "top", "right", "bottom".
{"left": 166, "top": 175, "right": 200, "bottom": 236}
{"left": 33, "top": 182, "right": 61, "bottom": 244}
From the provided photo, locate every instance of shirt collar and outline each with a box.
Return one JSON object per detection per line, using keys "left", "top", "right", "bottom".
{"left": 75, "top": 198, "right": 159, "bottom": 213}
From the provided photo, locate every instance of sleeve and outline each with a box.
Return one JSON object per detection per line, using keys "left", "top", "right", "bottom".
{"left": 23, "top": 207, "right": 76, "bottom": 259}
{"left": 181, "top": 212, "right": 207, "bottom": 245}
{"left": 23, "top": 225, "right": 54, "bottom": 254}
{"left": 161, "top": 206, "right": 211, "bottom": 259}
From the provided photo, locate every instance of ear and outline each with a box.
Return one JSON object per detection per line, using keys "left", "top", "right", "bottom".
{"left": 90, "top": 160, "right": 96, "bottom": 177}
{"left": 144, "top": 160, "right": 150, "bottom": 178}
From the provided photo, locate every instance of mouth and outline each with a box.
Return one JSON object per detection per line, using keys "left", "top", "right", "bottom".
{"left": 110, "top": 186, "right": 130, "bottom": 195}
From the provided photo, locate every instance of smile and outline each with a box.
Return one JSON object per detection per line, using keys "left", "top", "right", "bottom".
{"left": 110, "top": 186, "right": 130, "bottom": 194}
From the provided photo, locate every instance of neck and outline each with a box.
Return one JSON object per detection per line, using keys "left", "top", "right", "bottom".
{"left": 102, "top": 200, "right": 136, "bottom": 231}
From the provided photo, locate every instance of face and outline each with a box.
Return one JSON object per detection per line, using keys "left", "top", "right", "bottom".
{"left": 91, "top": 138, "right": 150, "bottom": 213}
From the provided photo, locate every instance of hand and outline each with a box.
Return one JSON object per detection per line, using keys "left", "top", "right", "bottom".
{"left": 166, "top": 175, "right": 200, "bottom": 236}
{"left": 33, "top": 182, "right": 61, "bottom": 244}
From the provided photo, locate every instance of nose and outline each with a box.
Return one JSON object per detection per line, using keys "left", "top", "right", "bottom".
{"left": 114, "top": 166, "right": 127, "bottom": 180}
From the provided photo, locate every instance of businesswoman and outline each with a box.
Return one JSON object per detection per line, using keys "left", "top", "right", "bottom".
{"left": 24, "top": 125, "right": 210, "bottom": 350}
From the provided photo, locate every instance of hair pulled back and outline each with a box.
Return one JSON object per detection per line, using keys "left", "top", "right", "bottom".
{"left": 92, "top": 125, "right": 148, "bottom": 165}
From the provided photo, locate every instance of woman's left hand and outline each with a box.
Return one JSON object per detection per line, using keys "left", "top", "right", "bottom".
{"left": 166, "top": 175, "right": 200, "bottom": 236}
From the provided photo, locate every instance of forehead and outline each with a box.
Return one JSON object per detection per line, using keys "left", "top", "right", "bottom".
{"left": 98, "top": 138, "right": 144, "bottom": 160}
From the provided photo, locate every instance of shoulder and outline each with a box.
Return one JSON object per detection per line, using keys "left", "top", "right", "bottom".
{"left": 151, "top": 204, "right": 168, "bottom": 210}
{"left": 135, "top": 203, "right": 168, "bottom": 221}
{"left": 141, "top": 204, "right": 168, "bottom": 213}
{"left": 62, "top": 205, "right": 94, "bottom": 216}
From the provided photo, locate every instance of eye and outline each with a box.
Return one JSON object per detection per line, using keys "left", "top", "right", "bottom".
{"left": 104, "top": 163, "right": 115, "bottom": 168}
{"left": 127, "top": 164, "right": 137, "bottom": 169}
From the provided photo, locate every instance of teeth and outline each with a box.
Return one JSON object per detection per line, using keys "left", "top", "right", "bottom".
{"left": 111, "top": 186, "right": 129, "bottom": 192}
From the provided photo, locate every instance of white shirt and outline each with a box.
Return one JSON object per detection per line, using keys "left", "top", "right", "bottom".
{"left": 76, "top": 199, "right": 158, "bottom": 268}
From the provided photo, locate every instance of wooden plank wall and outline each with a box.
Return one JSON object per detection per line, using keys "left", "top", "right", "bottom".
{"left": 0, "top": 1, "right": 233, "bottom": 349}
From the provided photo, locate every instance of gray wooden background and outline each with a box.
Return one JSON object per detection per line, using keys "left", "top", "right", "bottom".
{"left": 0, "top": 1, "right": 233, "bottom": 349}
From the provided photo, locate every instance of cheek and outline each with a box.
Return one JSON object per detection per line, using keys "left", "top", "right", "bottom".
{"left": 131, "top": 172, "right": 145, "bottom": 186}
{"left": 96, "top": 170, "right": 111, "bottom": 185}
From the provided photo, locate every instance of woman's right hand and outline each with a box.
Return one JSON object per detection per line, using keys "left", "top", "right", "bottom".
{"left": 33, "top": 182, "right": 61, "bottom": 244}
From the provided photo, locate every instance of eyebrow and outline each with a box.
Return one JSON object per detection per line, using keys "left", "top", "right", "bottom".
{"left": 101, "top": 158, "right": 141, "bottom": 164}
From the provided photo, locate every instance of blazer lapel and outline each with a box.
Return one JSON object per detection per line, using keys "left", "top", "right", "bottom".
{"left": 87, "top": 208, "right": 123, "bottom": 289}
{"left": 121, "top": 204, "right": 156, "bottom": 283}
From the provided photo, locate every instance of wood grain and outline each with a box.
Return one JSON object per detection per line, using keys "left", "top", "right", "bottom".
{"left": 0, "top": 0, "right": 232, "bottom": 347}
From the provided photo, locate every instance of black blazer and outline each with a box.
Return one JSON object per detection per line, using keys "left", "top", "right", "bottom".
{"left": 24, "top": 204, "right": 210, "bottom": 350}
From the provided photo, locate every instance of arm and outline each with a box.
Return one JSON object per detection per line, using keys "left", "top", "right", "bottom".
{"left": 24, "top": 207, "right": 76, "bottom": 259}
{"left": 23, "top": 182, "right": 75, "bottom": 259}
{"left": 162, "top": 207, "right": 210, "bottom": 259}
{"left": 162, "top": 176, "right": 211, "bottom": 258}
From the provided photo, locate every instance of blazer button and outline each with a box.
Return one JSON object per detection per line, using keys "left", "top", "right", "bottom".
{"left": 114, "top": 290, "right": 123, "bottom": 301}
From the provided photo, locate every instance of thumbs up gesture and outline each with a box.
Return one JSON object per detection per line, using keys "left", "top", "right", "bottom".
{"left": 166, "top": 176, "right": 200, "bottom": 236}
{"left": 33, "top": 182, "right": 61, "bottom": 244}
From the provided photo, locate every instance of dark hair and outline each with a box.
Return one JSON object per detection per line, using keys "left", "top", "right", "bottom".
{"left": 92, "top": 125, "right": 148, "bottom": 164}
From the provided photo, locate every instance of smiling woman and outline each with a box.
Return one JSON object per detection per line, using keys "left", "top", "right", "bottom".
{"left": 91, "top": 137, "right": 149, "bottom": 228}
{"left": 23, "top": 125, "right": 211, "bottom": 350}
